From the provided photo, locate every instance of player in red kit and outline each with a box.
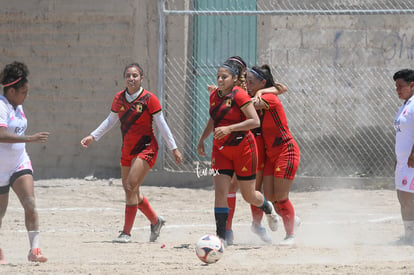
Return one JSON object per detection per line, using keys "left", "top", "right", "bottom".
{"left": 197, "top": 61, "right": 279, "bottom": 246}
{"left": 81, "top": 63, "right": 182, "bottom": 243}
{"left": 247, "top": 64, "right": 300, "bottom": 246}
{"left": 208, "top": 56, "right": 288, "bottom": 245}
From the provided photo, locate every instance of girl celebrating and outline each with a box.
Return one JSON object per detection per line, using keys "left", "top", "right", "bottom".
{"left": 197, "top": 61, "right": 278, "bottom": 245}
{"left": 246, "top": 64, "right": 300, "bottom": 246}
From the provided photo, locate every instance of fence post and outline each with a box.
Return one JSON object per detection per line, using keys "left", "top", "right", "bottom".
{"left": 157, "top": 0, "right": 166, "bottom": 169}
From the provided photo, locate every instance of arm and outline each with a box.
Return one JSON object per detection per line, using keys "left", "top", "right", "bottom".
{"left": 153, "top": 111, "right": 182, "bottom": 165}
{"left": 254, "top": 82, "right": 288, "bottom": 100}
{"left": 80, "top": 111, "right": 118, "bottom": 148}
{"left": 0, "top": 127, "right": 49, "bottom": 143}
{"left": 207, "top": 84, "right": 217, "bottom": 93}
{"left": 214, "top": 102, "right": 260, "bottom": 140}
{"left": 252, "top": 96, "right": 267, "bottom": 110}
{"left": 197, "top": 118, "right": 214, "bottom": 156}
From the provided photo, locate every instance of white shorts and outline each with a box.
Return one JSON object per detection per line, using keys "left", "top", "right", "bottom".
{"left": 0, "top": 153, "right": 32, "bottom": 188}
{"left": 395, "top": 165, "right": 414, "bottom": 193}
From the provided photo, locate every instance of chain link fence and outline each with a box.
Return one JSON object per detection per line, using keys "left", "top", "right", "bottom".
{"left": 158, "top": 0, "right": 414, "bottom": 178}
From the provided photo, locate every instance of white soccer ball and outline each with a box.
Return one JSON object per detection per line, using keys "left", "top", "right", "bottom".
{"left": 195, "top": 234, "right": 224, "bottom": 264}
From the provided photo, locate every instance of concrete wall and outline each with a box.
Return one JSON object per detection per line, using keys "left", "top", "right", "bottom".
{"left": 257, "top": 13, "right": 414, "bottom": 68}
{"left": 0, "top": 0, "right": 158, "bottom": 179}
{"left": 255, "top": 12, "right": 411, "bottom": 177}
{"left": 1, "top": 1, "right": 411, "bottom": 181}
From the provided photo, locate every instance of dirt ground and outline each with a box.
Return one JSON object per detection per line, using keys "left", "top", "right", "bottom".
{"left": 1, "top": 178, "right": 414, "bottom": 274}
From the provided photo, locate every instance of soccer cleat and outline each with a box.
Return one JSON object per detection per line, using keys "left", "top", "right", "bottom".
{"left": 28, "top": 248, "right": 48, "bottom": 263}
{"left": 225, "top": 230, "right": 234, "bottom": 246}
{"left": 264, "top": 201, "right": 279, "bottom": 231}
{"left": 0, "top": 248, "right": 7, "bottom": 265}
{"left": 295, "top": 216, "right": 302, "bottom": 228}
{"left": 394, "top": 236, "right": 414, "bottom": 246}
{"left": 220, "top": 238, "right": 228, "bottom": 248}
{"left": 279, "top": 235, "right": 296, "bottom": 246}
{"left": 113, "top": 231, "right": 131, "bottom": 243}
{"left": 251, "top": 223, "right": 272, "bottom": 244}
{"left": 150, "top": 216, "right": 166, "bottom": 242}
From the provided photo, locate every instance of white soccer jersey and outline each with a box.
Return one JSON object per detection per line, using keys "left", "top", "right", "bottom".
{"left": 0, "top": 95, "right": 29, "bottom": 174}
{"left": 394, "top": 95, "right": 414, "bottom": 192}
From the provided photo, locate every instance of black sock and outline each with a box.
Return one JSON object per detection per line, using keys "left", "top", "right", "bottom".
{"left": 214, "top": 208, "right": 229, "bottom": 239}
{"left": 259, "top": 198, "right": 272, "bottom": 214}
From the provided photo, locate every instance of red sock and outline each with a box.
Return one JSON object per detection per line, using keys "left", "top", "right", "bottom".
{"left": 275, "top": 199, "right": 295, "bottom": 235}
{"left": 123, "top": 204, "right": 138, "bottom": 235}
{"left": 138, "top": 197, "right": 158, "bottom": 225}
{"left": 250, "top": 204, "right": 264, "bottom": 226}
{"left": 226, "top": 192, "right": 236, "bottom": 231}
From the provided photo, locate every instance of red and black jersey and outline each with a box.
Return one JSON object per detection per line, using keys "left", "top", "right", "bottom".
{"left": 260, "top": 93, "right": 293, "bottom": 150}
{"left": 209, "top": 86, "right": 252, "bottom": 146}
{"left": 111, "top": 89, "right": 161, "bottom": 154}
{"left": 251, "top": 109, "right": 265, "bottom": 137}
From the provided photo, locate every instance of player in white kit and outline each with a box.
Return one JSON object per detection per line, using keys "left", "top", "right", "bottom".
{"left": 393, "top": 69, "right": 414, "bottom": 245}
{"left": 0, "top": 61, "right": 50, "bottom": 263}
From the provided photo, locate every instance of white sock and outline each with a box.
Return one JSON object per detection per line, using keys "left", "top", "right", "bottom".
{"left": 403, "top": 220, "right": 414, "bottom": 239}
{"left": 28, "top": 231, "right": 40, "bottom": 249}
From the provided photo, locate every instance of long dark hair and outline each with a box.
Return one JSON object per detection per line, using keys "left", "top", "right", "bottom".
{"left": 393, "top": 69, "right": 414, "bottom": 83}
{"left": 250, "top": 64, "right": 276, "bottom": 88}
{"left": 225, "top": 56, "right": 247, "bottom": 90}
{"left": 0, "top": 61, "right": 29, "bottom": 92}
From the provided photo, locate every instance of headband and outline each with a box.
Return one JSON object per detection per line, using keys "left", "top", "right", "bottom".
{"left": 250, "top": 69, "right": 265, "bottom": 81}
{"left": 227, "top": 58, "right": 246, "bottom": 69}
{"left": 130, "top": 65, "right": 143, "bottom": 75}
{"left": 3, "top": 77, "right": 22, "bottom": 87}
{"left": 221, "top": 64, "right": 239, "bottom": 76}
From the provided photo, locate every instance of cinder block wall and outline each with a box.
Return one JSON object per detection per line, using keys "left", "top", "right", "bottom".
{"left": 0, "top": 0, "right": 158, "bottom": 179}
{"left": 2, "top": 1, "right": 412, "bottom": 180}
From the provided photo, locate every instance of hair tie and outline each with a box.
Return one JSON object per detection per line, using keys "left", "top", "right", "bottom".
{"left": 250, "top": 69, "right": 265, "bottom": 81}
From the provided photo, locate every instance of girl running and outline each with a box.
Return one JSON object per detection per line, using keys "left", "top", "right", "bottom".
{"left": 197, "top": 61, "right": 279, "bottom": 245}
{"left": 0, "top": 61, "right": 49, "bottom": 263}
{"left": 246, "top": 64, "right": 300, "bottom": 246}
{"left": 81, "top": 63, "right": 182, "bottom": 243}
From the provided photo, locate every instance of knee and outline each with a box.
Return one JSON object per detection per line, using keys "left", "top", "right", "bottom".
{"left": 273, "top": 192, "right": 289, "bottom": 202}
{"left": 22, "top": 196, "right": 37, "bottom": 214}
{"left": 240, "top": 189, "right": 256, "bottom": 203}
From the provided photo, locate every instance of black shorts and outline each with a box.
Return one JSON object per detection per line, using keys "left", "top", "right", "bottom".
{"left": 0, "top": 169, "right": 33, "bottom": 194}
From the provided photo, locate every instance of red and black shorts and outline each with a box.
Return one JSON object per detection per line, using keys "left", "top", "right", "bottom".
{"left": 264, "top": 139, "right": 300, "bottom": 180}
{"left": 121, "top": 135, "right": 159, "bottom": 168}
{"left": 212, "top": 131, "right": 257, "bottom": 180}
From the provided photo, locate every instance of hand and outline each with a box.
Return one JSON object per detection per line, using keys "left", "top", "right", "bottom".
{"left": 31, "top": 132, "right": 50, "bottom": 143}
{"left": 172, "top": 149, "right": 182, "bottom": 165}
{"left": 197, "top": 141, "right": 206, "bottom": 156}
{"left": 214, "top": 126, "right": 231, "bottom": 140}
{"left": 81, "top": 135, "right": 95, "bottom": 148}
{"left": 253, "top": 90, "right": 263, "bottom": 101}
{"left": 207, "top": 84, "right": 217, "bottom": 93}
{"left": 274, "top": 82, "right": 288, "bottom": 94}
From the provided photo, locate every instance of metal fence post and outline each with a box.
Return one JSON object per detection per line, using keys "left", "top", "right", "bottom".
{"left": 157, "top": 0, "right": 166, "bottom": 169}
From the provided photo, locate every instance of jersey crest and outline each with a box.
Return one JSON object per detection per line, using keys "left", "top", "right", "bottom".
{"left": 136, "top": 103, "right": 143, "bottom": 113}
{"left": 226, "top": 98, "right": 232, "bottom": 107}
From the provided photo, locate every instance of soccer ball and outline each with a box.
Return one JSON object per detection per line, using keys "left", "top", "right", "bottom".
{"left": 195, "top": 234, "right": 224, "bottom": 264}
